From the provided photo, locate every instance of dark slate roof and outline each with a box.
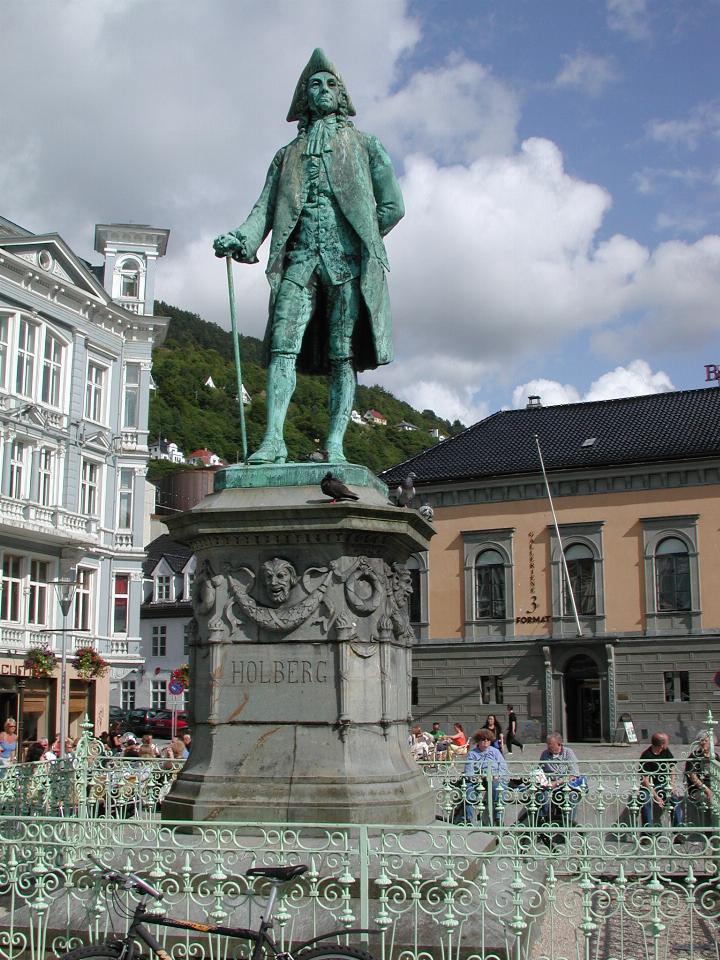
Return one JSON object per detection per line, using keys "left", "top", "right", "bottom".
{"left": 380, "top": 388, "right": 720, "bottom": 487}
{"left": 143, "top": 534, "right": 192, "bottom": 575}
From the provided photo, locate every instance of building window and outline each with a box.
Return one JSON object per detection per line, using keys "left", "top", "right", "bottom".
{"left": 404, "top": 553, "right": 429, "bottom": 639}
{"left": 123, "top": 363, "right": 140, "bottom": 429}
{"left": 480, "top": 675, "right": 504, "bottom": 704}
{"left": 80, "top": 460, "right": 99, "bottom": 516}
{"left": 85, "top": 361, "right": 105, "bottom": 422}
{"left": 0, "top": 314, "right": 9, "bottom": 388}
{"left": 37, "top": 448, "right": 53, "bottom": 506}
{"left": 0, "top": 554, "right": 22, "bottom": 622}
{"left": 117, "top": 468, "right": 134, "bottom": 529}
{"left": 151, "top": 679, "right": 167, "bottom": 710}
{"left": 41, "top": 332, "right": 63, "bottom": 407}
{"left": 113, "top": 574, "right": 129, "bottom": 633}
{"left": 655, "top": 537, "right": 691, "bottom": 612}
{"left": 642, "top": 517, "right": 700, "bottom": 635}
{"left": 475, "top": 549, "right": 506, "bottom": 619}
{"left": 184, "top": 571, "right": 195, "bottom": 602}
{"left": 27, "top": 560, "right": 49, "bottom": 626}
{"left": 119, "top": 258, "right": 142, "bottom": 299}
{"left": 16, "top": 318, "right": 36, "bottom": 396}
{"left": 411, "top": 676, "right": 418, "bottom": 706}
{"left": 664, "top": 670, "right": 690, "bottom": 702}
{"left": 463, "top": 530, "right": 514, "bottom": 639}
{"left": 564, "top": 543, "right": 596, "bottom": 616}
{"left": 74, "top": 568, "right": 94, "bottom": 632}
{"left": 8, "top": 441, "right": 25, "bottom": 499}
{"left": 549, "top": 522, "right": 605, "bottom": 637}
{"left": 121, "top": 680, "right": 136, "bottom": 710}
{"left": 152, "top": 625, "right": 167, "bottom": 658}
{"left": 154, "top": 575, "right": 172, "bottom": 602}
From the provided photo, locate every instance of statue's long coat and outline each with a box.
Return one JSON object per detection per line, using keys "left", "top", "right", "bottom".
{"left": 235, "top": 124, "right": 404, "bottom": 374}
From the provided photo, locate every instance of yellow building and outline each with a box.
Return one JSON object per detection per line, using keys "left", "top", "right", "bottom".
{"left": 382, "top": 388, "right": 720, "bottom": 744}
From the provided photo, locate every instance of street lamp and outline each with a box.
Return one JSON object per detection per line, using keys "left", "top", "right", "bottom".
{"left": 53, "top": 578, "right": 77, "bottom": 760}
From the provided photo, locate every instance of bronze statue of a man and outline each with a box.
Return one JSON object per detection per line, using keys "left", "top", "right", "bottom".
{"left": 214, "top": 48, "right": 404, "bottom": 464}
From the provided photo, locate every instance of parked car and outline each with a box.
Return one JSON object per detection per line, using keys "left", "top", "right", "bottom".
{"left": 108, "top": 706, "right": 130, "bottom": 730}
{"left": 125, "top": 708, "right": 162, "bottom": 736}
{"left": 148, "top": 710, "right": 189, "bottom": 738}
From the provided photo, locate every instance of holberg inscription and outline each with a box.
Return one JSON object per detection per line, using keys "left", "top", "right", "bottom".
{"left": 231, "top": 658, "right": 329, "bottom": 684}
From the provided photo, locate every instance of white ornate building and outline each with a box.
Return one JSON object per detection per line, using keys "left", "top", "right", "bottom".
{"left": 0, "top": 215, "right": 168, "bottom": 741}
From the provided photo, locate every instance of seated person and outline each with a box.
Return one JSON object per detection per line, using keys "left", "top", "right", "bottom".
{"left": 456, "top": 729, "right": 508, "bottom": 825}
{"left": 537, "top": 733, "right": 584, "bottom": 828}
{"left": 408, "top": 725, "right": 434, "bottom": 762}
{"left": 639, "top": 732, "right": 683, "bottom": 830}
{"left": 439, "top": 723, "right": 469, "bottom": 759}
{"left": 685, "top": 731, "right": 719, "bottom": 828}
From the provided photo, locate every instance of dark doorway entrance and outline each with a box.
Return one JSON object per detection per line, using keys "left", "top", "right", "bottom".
{"left": 564, "top": 654, "right": 601, "bottom": 741}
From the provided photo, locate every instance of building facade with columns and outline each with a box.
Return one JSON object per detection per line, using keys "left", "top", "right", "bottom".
{"left": 0, "top": 215, "right": 168, "bottom": 744}
{"left": 382, "top": 388, "right": 720, "bottom": 744}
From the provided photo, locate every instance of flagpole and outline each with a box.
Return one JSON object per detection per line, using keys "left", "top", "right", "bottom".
{"left": 226, "top": 256, "right": 248, "bottom": 462}
{"left": 534, "top": 434, "right": 583, "bottom": 638}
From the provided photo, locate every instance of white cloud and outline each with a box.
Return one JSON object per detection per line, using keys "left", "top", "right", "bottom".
{"left": 512, "top": 360, "right": 674, "bottom": 409}
{"left": 554, "top": 51, "right": 618, "bottom": 97}
{"left": 646, "top": 100, "right": 720, "bottom": 151}
{"left": 368, "top": 55, "right": 520, "bottom": 163}
{"left": 606, "top": 0, "right": 650, "bottom": 41}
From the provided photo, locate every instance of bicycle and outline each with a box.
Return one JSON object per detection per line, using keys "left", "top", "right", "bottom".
{"left": 58, "top": 856, "right": 377, "bottom": 960}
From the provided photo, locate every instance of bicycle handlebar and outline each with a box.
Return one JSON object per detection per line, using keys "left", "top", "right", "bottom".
{"left": 88, "top": 854, "right": 164, "bottom": 901}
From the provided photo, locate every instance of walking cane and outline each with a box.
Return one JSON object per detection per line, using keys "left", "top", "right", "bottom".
{"left": 226, "top": 256, "right": 248, "bottom": 462}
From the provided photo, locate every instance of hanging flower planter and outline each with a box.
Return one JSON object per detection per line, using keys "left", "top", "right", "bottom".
{"left": 24, "top": 647, "right": 57, "bottom": 679}
{"left": 170, "top": 663, "right": 190, "bottom": 691}
{"left": 74, "top": 646, "right": 108, "bottom": 680}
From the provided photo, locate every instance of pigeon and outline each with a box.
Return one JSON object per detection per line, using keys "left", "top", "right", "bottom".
{"left": 418, "top": 503, "right": 434, "bottom": 522}
{"left": 321, "top": 472, "right": 359, "bottom": 503}
{"left": 395, "top": 472, "right": 416, "bottom": 507}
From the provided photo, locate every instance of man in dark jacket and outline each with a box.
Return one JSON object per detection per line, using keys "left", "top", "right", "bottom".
{"left": 214, "top": 48, "right": 404, "bottom": 464}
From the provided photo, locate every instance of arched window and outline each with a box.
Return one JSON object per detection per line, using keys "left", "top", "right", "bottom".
{"left": 564, "top": 543, "right": 596, "bottom": 616}
{"left": 475, "top": 548, "right": 506, "bottom": 619}
{"left": 118, "top": 258, "right": 142, "bottom": 299}
{"left": 655, "top": 537, "right": 691, "bottom": 611}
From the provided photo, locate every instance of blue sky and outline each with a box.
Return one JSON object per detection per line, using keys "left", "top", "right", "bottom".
{"left": 2, "top": 0, "right": 718, "bottom": 424}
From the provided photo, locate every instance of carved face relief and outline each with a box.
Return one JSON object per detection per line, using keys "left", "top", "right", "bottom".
{"left": 392, "top": 565, "right": 413, "bottom": 609}
{"left": 262, "top": 559, "right": 298, "bottom": 605}
{"left": 306, "top": 71, "right": 340, "bottom": 116}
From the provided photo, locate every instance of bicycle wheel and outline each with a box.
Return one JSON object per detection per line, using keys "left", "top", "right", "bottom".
{"left": 299, "top": 947, "right": 377, "bottom": 960}
{"left": 56, "top": 945, "right": 123, "bottom": 960}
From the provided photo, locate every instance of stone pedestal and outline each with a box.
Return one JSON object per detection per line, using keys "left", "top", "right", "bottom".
{"left": 162, "top": 464, "right": 435, "bottom": 824}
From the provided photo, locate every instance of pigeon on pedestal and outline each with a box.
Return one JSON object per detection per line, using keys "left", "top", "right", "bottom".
{"left": 395, "top": 472, "right": 416, "bottom": 507}
{"left": 321, "top": 472, "right": 360, "bottom": 503}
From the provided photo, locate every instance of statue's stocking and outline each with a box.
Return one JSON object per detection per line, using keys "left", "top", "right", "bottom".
{"left": 249, "top": 353, "right": 296, "bottom": 463}
{"left": 326, "top": 359, "right": 356, "bottom": 462}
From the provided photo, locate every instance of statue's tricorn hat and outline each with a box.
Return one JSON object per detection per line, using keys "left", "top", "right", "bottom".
{"left": 286, "top": 47, "right": 356, "bottom": 122}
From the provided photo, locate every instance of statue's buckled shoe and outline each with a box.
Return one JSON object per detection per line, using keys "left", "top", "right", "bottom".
{"left": 248, "top": 439, "right": 287, "bottom": 464}
{"left": 325, "top": 444, "right": 347, "bottom": 464}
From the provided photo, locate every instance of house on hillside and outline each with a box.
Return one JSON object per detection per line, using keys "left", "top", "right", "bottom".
{"left": 382, "top": 387, "right": 720, "bottom": 744}
{"left": 364, "top": 409, "right": 387, "bottom": 426}
{"left": 187, "top": 448, "right": 225, "bottom": 467}
{"left": 149, "top": 438, "right": 185, "bottom": 463}
{"left": 0, "top": 215, "right": 168, "bottom": 737}
{"left": 351, "top": 410, "right": 366, "bottom": 426}
{"left": 204, "top": 375, "right": 251, "bottom": 405}
{"left": 396, "top": 420, "right": 419, "bottom": 432}
{"left": 429, "top": 427, "right": 447, "bottom": 441}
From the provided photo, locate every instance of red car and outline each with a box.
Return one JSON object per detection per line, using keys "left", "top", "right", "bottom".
{"left": 148, "top": 710, "right": 189, "bottom": 738}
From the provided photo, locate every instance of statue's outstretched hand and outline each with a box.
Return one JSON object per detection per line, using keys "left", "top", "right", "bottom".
{"left": 213, "top": 232, "right": 251, "bottom": 262}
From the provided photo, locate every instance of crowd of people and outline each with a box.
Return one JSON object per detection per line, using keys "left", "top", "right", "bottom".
{"left": 408, "top": 713, "right": 718, "bottom": 834}
{"left": 0, "top": 716, "right": 192, "bottom": 767}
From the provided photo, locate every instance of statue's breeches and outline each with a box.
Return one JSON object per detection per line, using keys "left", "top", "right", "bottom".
{"left": 271, "top": 265, "right": 361, "bottom": 361}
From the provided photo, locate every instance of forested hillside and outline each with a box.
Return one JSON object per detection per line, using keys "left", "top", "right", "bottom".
{"left": 149, "top": 301, "right": 465, "bottom": 475}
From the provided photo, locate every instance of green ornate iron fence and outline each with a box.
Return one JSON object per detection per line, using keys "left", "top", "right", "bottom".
{"left": 0, "top": 719, "right": 718, "bottom": 960}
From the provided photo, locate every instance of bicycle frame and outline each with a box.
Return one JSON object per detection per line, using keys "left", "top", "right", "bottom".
{"left": 119, "top": 892, "right": 373, "bottom": 960}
